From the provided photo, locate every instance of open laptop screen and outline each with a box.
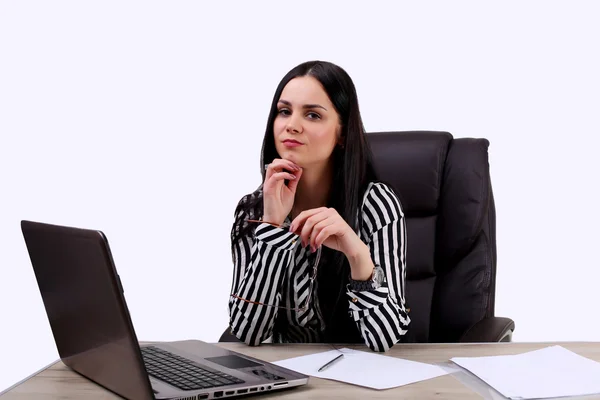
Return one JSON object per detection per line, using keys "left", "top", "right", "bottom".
{"left": 21, "top": 220, "right": 154, "bottom": 400}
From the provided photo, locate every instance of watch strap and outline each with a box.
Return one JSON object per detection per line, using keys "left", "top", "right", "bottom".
{"left": 347, "top": 265, "right": 384, "bottom": 292}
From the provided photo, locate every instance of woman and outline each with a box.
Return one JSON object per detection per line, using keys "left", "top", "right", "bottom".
{"left": 228, "top": 60, "right": 410, "bottom": 352}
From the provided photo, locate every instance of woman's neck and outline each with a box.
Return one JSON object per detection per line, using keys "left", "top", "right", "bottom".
{"left": 291, "top": 161, "right": 333, "bottom": 218}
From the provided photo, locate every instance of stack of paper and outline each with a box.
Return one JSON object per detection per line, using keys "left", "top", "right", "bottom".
{"left": 451, "top": 345, "right": 600, "bottom": 399}
{"left": 272, "top": 347, "right": 448, "bottom": 390}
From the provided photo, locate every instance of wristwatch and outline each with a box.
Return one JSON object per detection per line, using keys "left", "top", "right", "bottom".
{"left": 347, "top": 265, "right": 384, "bottom": 291}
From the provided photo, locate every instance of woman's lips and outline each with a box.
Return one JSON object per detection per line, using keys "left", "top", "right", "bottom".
{"left": 283, "top": 140, "right": 303, "bottom": 148}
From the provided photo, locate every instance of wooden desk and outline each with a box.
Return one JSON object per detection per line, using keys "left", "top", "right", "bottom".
{"left": 2, "top": 342, "right": 600, "bottom": 399}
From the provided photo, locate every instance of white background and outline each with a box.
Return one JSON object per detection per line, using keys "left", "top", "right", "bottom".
{"left": 1, "top": 0, "right": 599, "bottom": 393}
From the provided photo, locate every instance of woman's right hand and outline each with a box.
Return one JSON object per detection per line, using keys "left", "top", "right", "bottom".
{"left": 263, "top": 159, "right": 302, "bottom": 226}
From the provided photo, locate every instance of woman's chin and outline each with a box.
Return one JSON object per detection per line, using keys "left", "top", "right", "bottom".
{"left": 277, "top": 149, "right": 310, "bottom": 168}
{"left": 280, "top": 152, "right": 300, "bottom": 164}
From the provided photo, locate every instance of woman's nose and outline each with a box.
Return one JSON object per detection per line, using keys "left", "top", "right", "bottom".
{"left": 286, "top": 123, "right": 302, "bottom": 134}
{"left": 286, "top": 115, "right": 303, "bottom": 133}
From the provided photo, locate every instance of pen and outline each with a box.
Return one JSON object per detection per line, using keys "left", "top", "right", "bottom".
{"left": 318, "top": 353, "right": 344, "bottom": 372}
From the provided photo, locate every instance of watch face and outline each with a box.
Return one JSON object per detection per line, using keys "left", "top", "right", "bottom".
{"left": 372, "top": 266, "right": 384, "bottom": 288}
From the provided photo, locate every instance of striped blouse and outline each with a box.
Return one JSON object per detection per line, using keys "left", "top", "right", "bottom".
{"left": 228, "top": 181, "right": 410, "bottom": 352}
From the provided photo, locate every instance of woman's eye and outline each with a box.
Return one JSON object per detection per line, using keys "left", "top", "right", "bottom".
{"left": 278, "top": 108, "right": 291, "bottom": 116}
{"left": 307, "top": 112, "right": 321, "bottom": 120}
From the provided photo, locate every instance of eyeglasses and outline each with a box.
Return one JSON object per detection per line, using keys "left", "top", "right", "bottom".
{"left": 229, "top": 219, "right": 322, "bottom": 312}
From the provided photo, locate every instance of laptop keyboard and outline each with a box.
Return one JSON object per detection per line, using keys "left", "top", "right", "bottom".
{"left": 141, "top": 346, "right": 245, "bottom": 391}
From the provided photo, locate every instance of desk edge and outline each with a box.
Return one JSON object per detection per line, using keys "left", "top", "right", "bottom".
{"left": 0, "top": 359, "right": 59, "bottom": 397}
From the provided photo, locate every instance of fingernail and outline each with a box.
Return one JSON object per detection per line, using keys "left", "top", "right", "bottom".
{"left": 311, "top": 246, "right": 316, "bottom": 253}
{"left": 289, "top": 174, "right": 296, "bottom": 179}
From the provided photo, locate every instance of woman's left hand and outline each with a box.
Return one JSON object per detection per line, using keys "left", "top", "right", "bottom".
{"left": 289, "top": 207, "right": 362, "bottom": 257}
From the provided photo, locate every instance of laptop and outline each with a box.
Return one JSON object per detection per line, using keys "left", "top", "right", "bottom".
{"left": 20, "top": 220, "right": 309, "bottom": 400}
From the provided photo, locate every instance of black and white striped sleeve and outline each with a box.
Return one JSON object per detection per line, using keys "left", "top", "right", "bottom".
{"left": 228, "top": 201, "right": 296, "bottom": 346}
{"left": 346, "top": 182, "right": 411, "bottom": 352}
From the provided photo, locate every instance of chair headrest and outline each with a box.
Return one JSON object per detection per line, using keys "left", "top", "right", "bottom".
{"left": 366, "top": 131, "right": 453, "bottom": 216}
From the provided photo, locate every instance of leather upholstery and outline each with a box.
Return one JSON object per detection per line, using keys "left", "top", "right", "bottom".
{"left": 219, "top": 131, "right": 514, "bottom": 343}
{"left": 368, "top": 131, "right": 513, "bottom": 342}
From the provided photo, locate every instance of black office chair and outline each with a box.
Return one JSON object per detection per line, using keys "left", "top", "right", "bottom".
{"left": 220, "top": 131, "right": 514, "bottom": 343}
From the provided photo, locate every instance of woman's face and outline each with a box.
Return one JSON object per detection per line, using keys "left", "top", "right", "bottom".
{"left": 273, "top": 76, "right": 341, "bottom": 168}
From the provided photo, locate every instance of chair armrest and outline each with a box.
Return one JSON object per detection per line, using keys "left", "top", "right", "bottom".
{"left": 459, "top": 317, "right": 515, "bottom": 343}
{"left": 219, "top": 327, "right": 242, "bottom": 343}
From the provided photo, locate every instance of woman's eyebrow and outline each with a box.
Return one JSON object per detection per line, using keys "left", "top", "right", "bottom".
{"left": 278, "top": 99, "right": 328, "bottom": 111}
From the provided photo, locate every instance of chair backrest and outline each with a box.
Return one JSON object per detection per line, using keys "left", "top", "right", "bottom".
{"left": 366, "top": 131, "right": 497, "bottom": 342}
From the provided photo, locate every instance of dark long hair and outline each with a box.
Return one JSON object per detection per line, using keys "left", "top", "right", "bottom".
{"left": 233, "top": 60, "right": 378, "bottom": 342}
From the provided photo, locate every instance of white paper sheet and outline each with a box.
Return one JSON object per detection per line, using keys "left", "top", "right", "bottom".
{"left": 272, "top": 347, "right": 448, "bottom": 390}
{"left": 451, "top": 345, "right": 600, "bottom": 399}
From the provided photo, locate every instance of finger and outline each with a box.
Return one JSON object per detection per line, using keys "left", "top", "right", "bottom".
{"left": 299, "top": 212, "right": 329, "bottom": 248}
{"left": 270, "top": 172, "right": 297, "bottom": 182}
{"left": 264, "top": 172, "right": 297, "bottom": 192}
{"left": 289, "top": 207, "right": 327, "bottom": 234}
{"left": 266, "top": 159, "right": 300, "bottom": 179}
{"left": 314, "top": 224, "right": 337, "bottom": 250}
{"left": 311, "top": 219, "right": 337, "bottom": 249}
{"left": 269, "top": 158, "right": 300, "bottom": 171}
{"left": 286, "top": 166, "right": 303, "bottom": 193}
